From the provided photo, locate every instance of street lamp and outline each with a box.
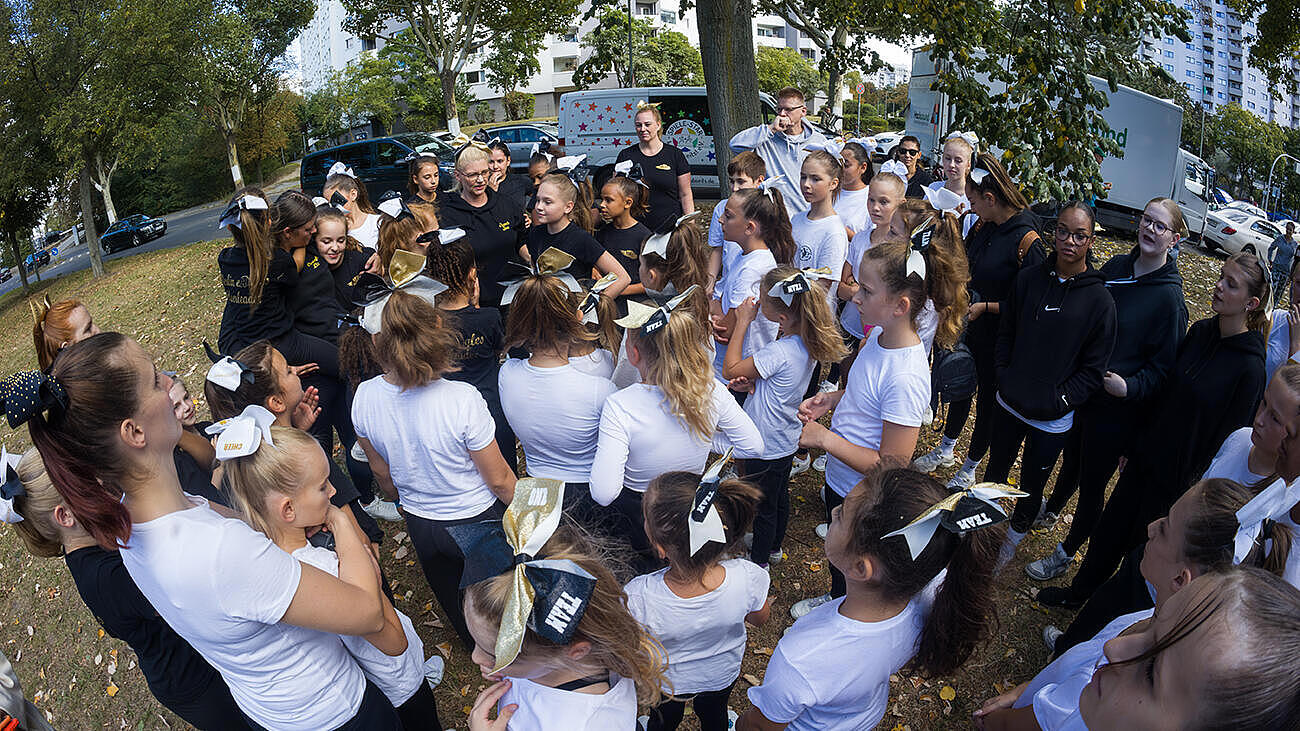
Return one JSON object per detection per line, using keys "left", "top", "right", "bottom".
{"left": 1263, "top": 152, "right": 1300, "bottom": 214}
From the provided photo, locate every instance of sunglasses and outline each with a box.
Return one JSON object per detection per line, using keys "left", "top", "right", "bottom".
{"left": 898, "top": 148, "right": 920, "bottom": 156}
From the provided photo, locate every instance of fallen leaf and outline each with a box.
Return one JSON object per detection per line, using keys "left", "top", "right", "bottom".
{"left": 94, "top": 654, "right": 102, "bottom": 666}
{"left": 435, "top": 642, "right": 451, "bottom": 658}
{"left": 97, "top": 629, "right": 105, "bottom": 639}
{"left": 393, "top": 532, "right": 407, "bottom": 543}
{"left": 394, "top": 546, "right": 409, "bottom": 560}
{"left": 939, "top": 686, "right": 956, "bottom": 701}
{"left": 106, "top": 682, "right": 118, "bottom": 697}
{"left": 753, "top": 647, "right": 773, "bottom": 656}
{"left": 459, "top": 684, "right": 470, "bottom": 696}
{"left": 742, "top": 673, "right": 761, "bottom": 686}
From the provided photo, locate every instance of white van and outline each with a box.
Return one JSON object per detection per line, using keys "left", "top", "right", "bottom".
{"left": 558, "top": 87, "right": 788, "bottom": 196}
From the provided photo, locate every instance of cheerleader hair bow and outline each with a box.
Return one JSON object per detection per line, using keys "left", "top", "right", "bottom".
{"left": 204, "top": 404, "right": 276, "bottom": 461}
{"left": 922, "top": 185, "right": 965, "bottom": 214}
{"left": 906, "top": 216, "right": 938, "bottom": 279}
{"left": 615, "top": 284, "right": 700, "bottom": 336}
{"left": 0, "top": 370, "right": 70, "bottom": 429}
{"left": 767, "top": 267, "right": 836, "bottom": 306}
{"left": 401, "top": 150, "right": 442, "bottom": 164}
{"left": 327, "top": 161, "right": 357, "bottom": 179}
{"left": 579, "top": 273, "right": 620, "bottom": 325}
{"left": 531, "top": 139, "right": 555, "bottom": 163}
{"left": 377, "top": 191, "right": 414, "bottom": 222}
{"left": 417, "top": 227, "right": 466, "bottom": 246}
{"left": 945, "top": 130, "right": 980, "bottom": 151}
{"left": 879, "top": 160, "right": 909, "bottom": 181}
{"left": 758, "top": 175, "right": 785, "bottom": 203}
{"left": 642, "top": 212, "right": 703, "bottom": 260}
{"left": 689, "top": 450, "right": 733, "bottom": 555}
{"left": 217, "top": 194, "right": 268, "bottom": 229}
{"left": 635, "top": 99, "right": 659, "bottom": 111}
{"left": 353, "top": 249, "right": 448, "bottom": 335}
{"left": 1231, "top": 479, "right": 1300, "bottom": 563}
{"left": 447, "top": 479, "right": 597, "bottom": 673}
{"left": 0, "top": 447, "right": 26, "bottom": 524}
{"left": 883, "top": 482, "right": 1028, "bottom": 560}
{"left": 807, "top": 136, "right": 875, "bottom": 158}
{"left": 203, "top": 341, "right": 255, "bottom": 393}
{"left": 613, "top": 159, "right": 650, "bottom": 188}
{"left": 499, "top": 247, "right": 582, "bottom": 307}
{"left": 327, "top": 190, "right": 350, "bottom": 212}
{"left": 969, "top": 168, "right": 992, "bottom": 185}
{"left": 452, "top": 129, "right": 493, "bottom": 158}
{"left": 557, "top": 155, "right": 591, "bottom": 184}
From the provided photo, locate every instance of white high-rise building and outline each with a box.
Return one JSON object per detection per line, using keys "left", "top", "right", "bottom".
{"left": 1139, "top": 0, "right": 1298, "bottom": 129}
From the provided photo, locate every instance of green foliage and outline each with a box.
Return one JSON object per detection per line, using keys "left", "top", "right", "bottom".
{"left": 754, "top": 46, "right": 822, "bottom": 98}
{"left": 1204, "top": 104, "right": 1286, "bottom": 197}
{"left": 336, "top": 54, "right": 400, "bottom": 132}
{"left": 502, "top": 90, "right": 536, "bottom": 120}
{"left": 572, "top": 8, "right": 653, "bottom": 88}
{"left": 640, "top": 30, "right": 704, "bottom": 86}
{"left": 472, "top": 102, "right": 495, "bottom": 125}
{"left": 1226, "top": 0, "right": 1300, "bottom": 93}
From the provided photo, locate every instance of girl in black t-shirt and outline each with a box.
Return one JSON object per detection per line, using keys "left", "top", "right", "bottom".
{"left": 595, "top": 175, "right": 651, "bottom": 298}
{"left": 487, "top": 138, "right": 528, "bottom": 211}
{"left": 615, "top": 102, "right": 695, "bottom": 233}
{"left": 314, "top": 206, "right": 375, "bottom": 314}
{"left": 527, "top": 172, "right": 631, "bottom": 297}
{"left": 406, "top": 154, "right": 440, "bottom": 206}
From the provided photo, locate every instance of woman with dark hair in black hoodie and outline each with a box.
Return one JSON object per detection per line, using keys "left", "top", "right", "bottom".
{"left": 914, "top": 153, "right": 1047, "bottom": 487}
{"left": 1039, "top": 250, "right": 1270, "bottom": 609}
{"left": 982, "top": 201, "right": 1116, "bottom": 566}
{"left": 1026, "top": 198, "right": 1189, "bottom": 581}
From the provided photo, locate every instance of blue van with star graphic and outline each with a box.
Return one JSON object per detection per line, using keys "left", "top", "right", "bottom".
{"left": 558, "top": 87, "right": 790, "bottom": 197}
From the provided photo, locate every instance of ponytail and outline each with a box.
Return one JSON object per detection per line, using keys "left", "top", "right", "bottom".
{"left": 226, "top": 187, "right": 273, "bottom": 312}
{"left": 733, "top": 188, "right": 795, "bottom": 265}
{"left": 1183, "top": 478, "right": 1292, "bottom": 577}
{"left": 643, "top": 471, "right": 761, "bottom": 582}
{"left": 640, "top": 217, "right": 711, "bottom": 324}
{"left": 30, "top": 297, "right": 86, "bottom": 371}
{"left": 627, "top": 309, "right": 714, "bottom": 439}
{"left": 760, "top": 267, "right": 848, "bottom": 364}
{"left": 864, "top": 200, "right": 970, "bottom": 349}
{"left": 203, "top": 341, "right": 281, "bottom": 421}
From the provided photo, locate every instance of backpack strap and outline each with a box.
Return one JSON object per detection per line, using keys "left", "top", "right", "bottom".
{"left": 1017, "top": 230, "right": 1041, "bottom": 263}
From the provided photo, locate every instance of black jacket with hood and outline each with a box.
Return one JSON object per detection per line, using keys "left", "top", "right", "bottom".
{"left": 437, "top": 187, "right": 526, "bottom": 307}
{"left": 964, "top": 208, "right": 1047, "bottom": 352}
{"left": 1096, "top": 248, "right": 1189, "bottom": 404}
{"left": 995, "top": 252, "right": 1117, "bottom": 422}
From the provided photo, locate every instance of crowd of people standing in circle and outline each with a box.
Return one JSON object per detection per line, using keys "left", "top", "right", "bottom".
{"left": 4, "top": 83, "right": 1300, "bottom": 730}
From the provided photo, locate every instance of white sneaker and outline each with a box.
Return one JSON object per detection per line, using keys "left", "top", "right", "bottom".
{"left": 812, "top": 455, "right": 827, "bottom": 472}
{"left": 423, "top": 655, "right": 445, "bottom": 689}
{"left": 922, "top": 405, "right": 934, "bottom": 426}
{"left": 946, "top": 468, "right": 976, "bottom": 490}
{"left": 1025, "top": 543, "right": 1073, "bottom": 581}
{"left": 790, "top": 593, "right": 833, "bottom": 619}
{"left": 815, "top": 523, "right": 828, "bottom": 539}
{"left": 363, "top": 497, "right": 401, "bottom": 522}
{"left": 1042, "top": 625, "right": 1064, "bottom": 653}
{"left": 817, "top": 380, "right": 838, "bottom": 393}
{"left": 743, "top": 532, "right": 754, "bottom": 549}
{"left": 997, "top": 527, "right": 1027, "bottom": 572}
{"left": 789, "top": 453, "right": 811, "bottom": 476}
{"left": 912, "top": 446, "right": 957, "bottom": 474}
{"left": 769, "top": 549, "right": 785, "bottom": 565}
{"left": 350, "top": 441, "right": 368, "bottom": 463}
{"left": 727, "top": 709, "right": 739, "bottom": 729}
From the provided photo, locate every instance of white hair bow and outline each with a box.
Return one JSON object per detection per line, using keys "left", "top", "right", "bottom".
{"left": 377, "top": 193, "right": 413, "bottom": 221}
{"left": 205, "top": 405, "right": 277, "bottom": 461}
{"left": 614, "top": 159, "right": 649, "bottom": 188}
{"left": 878, "top": 160, "right": 909, "bottom": 180}
{"left": 0, "top": 447, "right": 25, "bottom": 524}
{"left": 217, "top": 194, "right": 269, "bottom": 230}
{"left": 945, "top": 131, "right": 980, "bottom": 151}
{"left": 1232, "top": 480, "right": 1300, "bottom": 563}
{"left": 203, "top": 342, "right": 254, "bottom": 392}
{"left": 767, "top": 267, "right": 835, "bottom": 306}
{"left": 642, "top": 212, "right": 701, "bottom": 260}
{"left": 808, "top": 136, "right": 875, "bottom": 157}
{"left": 969, "top": 168, "right": 991, "bottom": 185}
{"left": 689, "top": 450, "right": 733, "bottom": 556}
{"left": 327, "top": 161, "right": 357, "bottom": 179}
{"left": 436, "top": 227, "right": 467, "bottom": 245}
{"left": 556, "top": 154, "right": 587, "bottom": 172}
{"left": 531, "top": 141, "right": 554, "bottom": 163}
{"left": 579, "top": 273, "right": 620, "bottom": 325}
{"left": 907, "top": 216, "right": 936, "bottom": 279}
{"left": 758, "top": 175, "right": 785, "bottom": 202}
{"left": 883, "top": 482, "right": 1027, "bottom": 560}
{"left": 923, "top": 185, "right": 965, "bottom": 213}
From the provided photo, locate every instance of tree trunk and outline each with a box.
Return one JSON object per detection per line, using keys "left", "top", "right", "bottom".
{"left": 225, "top": 129, "right": 244, "bottom": 190}
{"left": 97, "top": 172, "right": 118, "bottom": 225}
{"left": 5, "top": 228, "right": 29, "bottom": 292}
{"left": 827, "top": 26, "right": 848, "bottom": 122}
{"left": 80, "top": 163, "right": 105, "bottom": 278}
{"left": 441, "top": 70, "right": 462, "bottom": 136}
{"left": 697, "top": 0, "right": 762, "bottom": 183}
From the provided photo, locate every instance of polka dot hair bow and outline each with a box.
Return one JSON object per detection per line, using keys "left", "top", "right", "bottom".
{"left": 531, "top": 139, "right": 555, "bottom": 163}
{"left": 447, "top": 479, "right": 597, "bottom": 673}
{"left": 0, "top": 447, "right": 25, "bottom": 524}
{"left": 0, "top": 370, "right": 69, "bottom": 428}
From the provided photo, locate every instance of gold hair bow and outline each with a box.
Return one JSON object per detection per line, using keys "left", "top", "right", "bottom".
{"left": 883, "top": 482, "right": 1027, "bottom": 559}
{"left": 500, "top": 247, "right": 581, "bottom": 306}
{"left": 615, "top": 285, "right": 699, "bottom": 335}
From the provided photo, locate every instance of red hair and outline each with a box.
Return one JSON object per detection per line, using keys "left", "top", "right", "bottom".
{"left": 32, "top": 297, "right": 85, "bottom": 370}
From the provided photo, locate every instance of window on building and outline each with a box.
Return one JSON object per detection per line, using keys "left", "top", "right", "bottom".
{"left": 1217, "top": 51, "right": 1226, "bottom": 57}
{"left": 800, "top": 48, "right": 815, "bottom": 60}
{"left": 1248, "top": 101, "right": 1256, "bottom": 109}
{"left": 1214, "top": 10, "right": 1222, "bottom": 16}
{"left": 1165, "top": 50, "right": 1175, "bottom": 58}
{"left": 462, "top": 70, "right": 483, "bottom": 84}
{"left": 553, "top": 56, "right": 577, "bottom": 72}
{"left": 660, "top": 10, "right": 676, "bottom": 23}
{"left": 362, "top": 37, "right": 375, "bottom": 52}
{"left": 562, "top": 26, "right": 579, "bottom": 42}
{"left": 1218, "top": 91, "right": 1226, "bottom": 98}
{"left": 1164, "top": 63, "right": 1175, "bottom": 71}
{"left": 1249, "top": 73, "right": 1256, "bottom": 81}
{"left": 636, "top": 2, "right": 654, "bottom": 14}
{"left": 1186, "top": 42, "right": 1196, "bottom": 49}
{"left": 1165, "top": 37, "right": 1175, "bottom": 44}
{"left": 1187, "top": 70, "right": 1197, "bottom": 77}
{"left": 1187, "top": 55, "right": 1197, "bottom": 62}
{"left": 757, "top": 25, "right": 781, "bottom": 37}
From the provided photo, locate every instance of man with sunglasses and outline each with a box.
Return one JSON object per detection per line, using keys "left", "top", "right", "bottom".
{"left": 894, "top": 135, "right": 935, "bottom": 198}
{"left": 729, "top": 86, "right": 827, "bottom": 217}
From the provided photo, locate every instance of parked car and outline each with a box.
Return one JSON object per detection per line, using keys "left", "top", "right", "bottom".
{"left": 1203, "top": 209, "right": 1282, "bottom": 258}
{"left": 866, "top": 131, "right": 902, "bottom": 162}
{"left": 100, "top": 214, "right": 167, "bottom": 254}
{"left": 483, "top": 123, "right": 559, "bottom": 172}
{"left": 25, "top": 249, "right": 49, "bottom": 270}
{"left": 1221, "top": 200, "right": 1268, "bottom": 219}
{"left": 0, "top": 268, "right": 12, "bottom": 282}
{"left": 300, "top": 133, "right": 457, "bottom": 200}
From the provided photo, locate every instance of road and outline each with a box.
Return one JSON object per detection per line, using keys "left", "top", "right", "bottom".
{"left": 0, "top": 180, "right": 297, "bottom": 297}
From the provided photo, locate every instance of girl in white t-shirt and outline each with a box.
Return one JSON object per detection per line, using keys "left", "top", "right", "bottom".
{"left": 790, "top": 151, "right": 849, "bottom": 312}
{"left": 724, "top": 267, "right": 847, "bottom": 567}
{"left": 792, "top": 206, "right": 970, "bottom": 616}
{"left": 835, "top": 141, "right": 873, "bottom": 239}
{"left": 926, "top": 131, "right": 978, "bottom": 237}
{"left": 463, "top": 485, "right": 666, "bottom": 731}
{"left": 742, "top": 466, "right": 1002, "bottom": 731}
{"left": 710, "top": 186, "right": 794, "bottom": 383}
{"left": 499, "top": 274, "right": 618, "bottom": 523}
{"left": 838, "top": 164, "right": 907, "bottom": 342}
{"left": 222, "top": 425, "right": 440, "bottom": 729}
{"left": 353, "top": 291, "right": 517, "bottom": 651}
{"left": 591, "top": 298, "right": 763, "bottom": 570}
{"left": 628, "top": 467, "right": 771, "bottom": 731}
{"left": 21, "top": 334, "right": 400, "bottom": 730}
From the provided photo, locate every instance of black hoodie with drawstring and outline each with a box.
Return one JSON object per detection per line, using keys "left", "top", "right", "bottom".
{"left": 995, "top": 252, "right": 1117, "bottom": 422}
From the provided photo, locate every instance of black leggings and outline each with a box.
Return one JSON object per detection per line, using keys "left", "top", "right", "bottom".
{"left": 241, "top": 678, "right": 399, "bottom": 730}
{"left": 740, "top": 455, "right": 795, "bottom": 564}
{"left": 983, "top": 403, "right": 1071, "bottom": 533}
{"left": 276, "top": 328, "right": 341, "bottom": 379}
{"left": 647, "top": 679, "right": 738, "bottom": 731}
{"left": 154, "top": 672, "right": 245, "bottom": 730}
{"left": 824, "top": 487, "right": 847, "bottom": 598}
{"left": 607, "top": 489, "right": 664, "bottom": 574}
{"left": 1045, "top": 400, "right": 1139, "bottom": 556}
{"left": 1066, "top": 459, "right": 1173, "bottom": 602}
{"left": 941, "top": 341, "right": 998, "bottom": 462}
{"left": 405, "top": 502, "right": 506, "bottom": 651}
{"left": 1054, "top": 544, "right": 1152, "bottom": 658}
{"left": 396, "top": 680, "right": 443, "bottom": 731}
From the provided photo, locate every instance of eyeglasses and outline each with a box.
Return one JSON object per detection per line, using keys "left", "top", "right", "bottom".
{"left": 1054, "top": 226, "right": 1092, "bottom": 245}
{"left": 1140, "top": 215, "right": 1172, "bottom": 236}
{"left": 776, "top": 105, "right": 805, "bottom": 113}
{"left": 461, "top": 171, "right": 489, "bottom": 181}
{"left": 897, "top": 147, "right": 920, "bottom": 156}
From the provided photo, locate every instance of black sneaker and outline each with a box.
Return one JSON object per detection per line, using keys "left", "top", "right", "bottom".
{"left": 1035, "top": 586, "right": 1086, "bottom": 609}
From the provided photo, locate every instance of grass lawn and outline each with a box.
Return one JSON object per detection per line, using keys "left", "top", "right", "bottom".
{"left": 0, "top": 232, "right": 1227, "bottom": 729}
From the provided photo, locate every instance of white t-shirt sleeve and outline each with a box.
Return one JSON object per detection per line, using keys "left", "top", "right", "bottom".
{"left": 590, "top": 399, "right": 632, "bottom": 506}
{"left": 752, "top": 339, "right": 790, "bottom": 381}
{"left": 748, "top": 648, "right": 819, "bottom": 724}
{"left": 816, "top": 224, "right": 849, "bottom": 274}
{"left": 709, "top": 202, "right": 726, "bottom": 249}
{"left": 744, "top": 561, "right": 771, "bottom": 611}
{"left": 351, "top": 381, "right": 372, "bottom": 440}
{"left": 214, "top": 522, "right": 303, "bottom": 624}
{"left": 881, "top": 369, "right": 930, "bottom": 428}
{"left": 710, "top": 384, "right": 763, "bottom": 455}
{"left": 463, "top": 388, "right": 497, "bottom": 452}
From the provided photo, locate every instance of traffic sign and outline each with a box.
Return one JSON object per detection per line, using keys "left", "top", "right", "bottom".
{"left": 855, "top": 82, "right": 866, "bottom": 95}
{"left": 49, "top": 247, "right": 57, "bottom": 256}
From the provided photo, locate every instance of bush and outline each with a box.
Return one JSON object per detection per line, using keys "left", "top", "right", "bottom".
{"left": 472, "top": 102, "right": 495, "bottom": 125}
{"left": 503, "top": 90, "right": 535, "bottom": 121}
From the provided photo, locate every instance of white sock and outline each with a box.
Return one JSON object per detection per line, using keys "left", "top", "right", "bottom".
{"left": 938, "top": 436, "right": 957, "bottom": 455}
{"left": 997, "top": 528, "right": 1028, "bottom": 571}
{"left": 960, "top": 457, "right": 981, "bottom": 474}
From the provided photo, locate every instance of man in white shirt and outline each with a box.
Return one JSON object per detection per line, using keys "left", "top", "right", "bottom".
{"left": 729, "top": 87, "right": 827, "bottom": 218}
